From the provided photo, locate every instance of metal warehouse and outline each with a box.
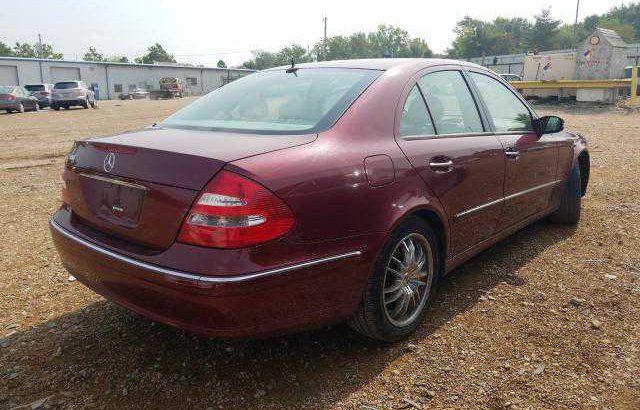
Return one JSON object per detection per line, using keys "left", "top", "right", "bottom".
{"left": 0, "top": 57, "right": 254, "bottom": 100}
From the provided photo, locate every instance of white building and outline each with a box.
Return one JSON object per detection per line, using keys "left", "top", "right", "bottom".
{"left": 0, "top": 57, "right": 254, "bottom": 99}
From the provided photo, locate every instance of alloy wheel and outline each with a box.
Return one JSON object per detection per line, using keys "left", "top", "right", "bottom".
{"left": 383, "top": 233, "right": 434, "bottom": 327}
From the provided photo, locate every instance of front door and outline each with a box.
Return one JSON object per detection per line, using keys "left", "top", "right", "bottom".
{"left": 395, "top": 69, "right": 505, "bottom": 257}
{"left": 467, "top": 71, "right": 558, "bottom": 229}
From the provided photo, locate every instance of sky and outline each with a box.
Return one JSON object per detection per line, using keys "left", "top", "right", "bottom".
{"left": 0, "top": 0, "right": 630, "bottom": 67}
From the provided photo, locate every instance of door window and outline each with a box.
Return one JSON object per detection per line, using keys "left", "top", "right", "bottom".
{"left": 399, "top": 85, "right": 435, "bottom": 137}
{"left": 418, "top": 71, "right": 483, "bottom": 134}
{"left": 469, "top": 72, "right": 533, "bottom": 132}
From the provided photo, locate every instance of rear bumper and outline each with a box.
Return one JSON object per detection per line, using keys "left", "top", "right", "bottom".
{"left": 49, "top": 216, "right": 369, "bottom": 338}
{"left": 36, "top": 96, "right": 51, "bottom": 106}
{"left": 0, "top": 102, "right": 18, "bottom": 110}
{"left": 52, "top": 97, "right": 86, "bottom": 105}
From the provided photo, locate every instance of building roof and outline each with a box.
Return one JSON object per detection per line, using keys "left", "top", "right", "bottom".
{"left": 0, "top": 56, "right": 255, "bottom": 72}
{"left": 595, "top": 28, "right": 628, "bottom": 48}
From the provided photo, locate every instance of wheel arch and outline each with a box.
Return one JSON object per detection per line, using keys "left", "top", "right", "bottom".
{"left": 391, "top": 206, "right": 449, "bottom": 272}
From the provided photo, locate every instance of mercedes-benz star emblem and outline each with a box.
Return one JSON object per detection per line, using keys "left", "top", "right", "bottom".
{"left": 103, "top": 153, "right": 116, "bottom": 173}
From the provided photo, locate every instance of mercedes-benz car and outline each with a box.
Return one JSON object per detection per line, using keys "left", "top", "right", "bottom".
{"left": 50, "top": 59, "right": 589, "bottom": 342}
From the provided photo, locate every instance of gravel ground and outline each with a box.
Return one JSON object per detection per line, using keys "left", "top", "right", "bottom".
{"left": 0, "top": 100, "right": 638, "bottom": 410}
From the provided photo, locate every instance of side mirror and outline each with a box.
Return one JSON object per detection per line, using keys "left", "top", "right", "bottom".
{"left": 534, "top": 115, "right": 564, "bottom": 137}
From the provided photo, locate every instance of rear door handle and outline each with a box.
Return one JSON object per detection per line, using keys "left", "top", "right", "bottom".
{"left": 505, "top": 151, "right": 519, "bottom": 159}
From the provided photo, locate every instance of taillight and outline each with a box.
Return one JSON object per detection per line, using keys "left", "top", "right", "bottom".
{"left": 178, "top": 171, "right": 295, "bottom": 248}
{"left": 41, "top": 91, "right": 50, "bottom": 96}
{"left": 5, "top": 95, "right": 15, "bottom": 101}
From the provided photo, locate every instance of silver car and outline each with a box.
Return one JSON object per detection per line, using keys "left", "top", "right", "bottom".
{"left": 51, "top": 81, "right": 97, "bottom": 110}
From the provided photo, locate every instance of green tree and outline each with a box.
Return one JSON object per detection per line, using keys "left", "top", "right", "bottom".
{"left": 526, "top": 8, "right": 561, "bottom": 52}
{"left": 217, "top": 59, "right": 227, "bottom": 68}
{"left": 135, "top": 43, "right": 176, "bottom": 64}
{"left": 83, "top": 47, "right": 104, "bottom": 62}
{"left": 106, "top": 55, "right": 129, "bottom": 63}
{"left": 13, "top": 42, "right": 36, "bottom": 58}
{"left": 243, "top": 44, "right": 310, "bottom": 70}
{"left": 0, "top": 41, "right": 13, "bottom": 56}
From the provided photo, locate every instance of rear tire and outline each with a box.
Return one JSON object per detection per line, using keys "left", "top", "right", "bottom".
{"left": 549, "top": 163, "right": 581, "bottom": 224}
{"left": 33, "top": 102, "right": 39, "bottom": 112}
{"left": 52, "top": 105, "right": 60, "bottom": 111}
{"left": 82, "top": 99, "right": 90, "bottom": 109}
{"left": 17, "top": 103, "right": 24, "bottom": 113}
{"left": 348, "top": 217, "right": 441, "bottom": 342}
{"left": 91, "top": 99, "right": 98, "bottom": 109}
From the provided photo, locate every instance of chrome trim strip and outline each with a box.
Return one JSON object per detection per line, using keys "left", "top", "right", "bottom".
{"left": 49, "top": 218, "right": 361, "bottom": 284}
{"left": 455, "top": 180, "right": 561, "bottom": 218}
{"left": 79, "top": 173, "right": 147, "bottom": 190}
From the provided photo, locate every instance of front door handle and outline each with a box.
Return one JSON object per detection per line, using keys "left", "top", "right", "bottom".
{"left": 429, "top": 159, "right": 454, "bottom": 172}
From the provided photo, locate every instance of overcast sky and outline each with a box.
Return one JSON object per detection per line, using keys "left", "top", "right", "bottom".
{"left": 1, "top": 0, "right": 629, "bottom": 66}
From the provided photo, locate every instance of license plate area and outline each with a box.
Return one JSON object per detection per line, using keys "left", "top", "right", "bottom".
{"left": 79, "top": 173, "right": 146, "bottom": 228}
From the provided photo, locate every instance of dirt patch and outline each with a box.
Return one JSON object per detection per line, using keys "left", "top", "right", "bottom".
{"left": 1, "top": 102, "right": 638, "bottom": 409}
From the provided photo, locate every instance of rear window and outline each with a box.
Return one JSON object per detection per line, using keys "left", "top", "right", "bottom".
{"left": 54, "top": 82, "right": 80, "bottom": 89}
{"left": 25, "top": 84, "right": 45, "bottom": 92}
{"left": 0, "top": 86, "right": 15, "bottom": 94}
{"left": 161, "top": 68, "right": 380, "bottom": 134}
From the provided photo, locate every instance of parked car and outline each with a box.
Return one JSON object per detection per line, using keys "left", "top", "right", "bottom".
{"left": 498, "top": 73, "right": 523, "bottom": 82}
{"left": 24, "top": 83, "right": 54, "bottom": 107}
{"left": 118, "top": 88, "right": 149, "bottom": 100}
{"left": 51, "top": 81, "right": 97, "bottom": 110}
{"left": 50, "top": 59, "right": 590, "bottom": 342}
{"left": 0, "top": 86, "right": 40, "bottom": 113}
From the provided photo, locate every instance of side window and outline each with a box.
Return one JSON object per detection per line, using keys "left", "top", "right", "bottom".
{"left": 418, "top": 71, "right": 483, "bottom": 134}
{"left": 469, "top": 72, "right": 533, "bottom": 132}
{"left": 399, "top": 85, "right": 435, "bottom": 137}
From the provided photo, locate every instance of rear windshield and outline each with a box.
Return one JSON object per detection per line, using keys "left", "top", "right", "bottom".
{"left": 54, "top": 82, "right": 80, "bottom": 89}
{"left": 25, "top": 84, "right": 45, "bottom": 91}
{"left": 0, "top": 86, "right": 15, "bottom": 94}
{"left": 160, "top": 68, "right": 380, "bottom": 134}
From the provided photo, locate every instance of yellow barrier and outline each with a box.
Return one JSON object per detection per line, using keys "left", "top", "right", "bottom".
{"left": 631, "top": 66, "right": 638, "bottom": 105}
{"left": 509, "top": 79, "right": 632, "bottom": 89}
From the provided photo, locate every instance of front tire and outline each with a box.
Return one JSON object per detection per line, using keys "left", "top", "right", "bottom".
{"left": 349, "top": 217, "right": 441, "bottom": 342}
{"left": 549, "top": 163, "right": 581, "bottom": 224}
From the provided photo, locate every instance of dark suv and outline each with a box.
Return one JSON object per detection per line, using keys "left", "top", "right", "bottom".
{"left": 25, "top": 84, "right": 54, "bottom": 108}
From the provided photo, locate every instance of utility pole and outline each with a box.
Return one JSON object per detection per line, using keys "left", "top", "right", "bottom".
{"left": 37, "top": 33, "right": 44, "bottom": 82}
{"left": 573, "top": 0, "right": 580, "bottom": 48}
{"left": 323, "top": 16, "right": 327, "bottom": 61}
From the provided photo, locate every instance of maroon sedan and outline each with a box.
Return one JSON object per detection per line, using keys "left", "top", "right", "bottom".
{"left": 50, "top": 59, "right": 589, "bottom": 341}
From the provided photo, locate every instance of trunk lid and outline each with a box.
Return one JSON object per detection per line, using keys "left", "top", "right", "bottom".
{"left": 65, "top": 127, "right": 315, "bottom": 249}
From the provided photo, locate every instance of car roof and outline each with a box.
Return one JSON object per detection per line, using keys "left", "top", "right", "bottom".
{"left": 266, "top": 58, "right": 485, "bottom": 71}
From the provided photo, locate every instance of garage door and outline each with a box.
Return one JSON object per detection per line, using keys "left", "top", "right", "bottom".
{"left": 0, "top": 65, "right": 19, "bottom": 85}
{"left": 50, "top": 66, "right": 81, "bottom": 83}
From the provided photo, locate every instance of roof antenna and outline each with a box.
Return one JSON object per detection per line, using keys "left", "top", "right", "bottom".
{"left": 286, "top": 57, "right": 298, "bottom": 75}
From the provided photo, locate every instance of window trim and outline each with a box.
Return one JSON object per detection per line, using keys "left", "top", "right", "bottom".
{"left": 399, "top": 84, "right": 437, "bottom": 138}
{"left": 396, "top": 66, "right": 489, "bottom": 140}
{"left": 464, "top": 68, "right": 539, "bottom": 135}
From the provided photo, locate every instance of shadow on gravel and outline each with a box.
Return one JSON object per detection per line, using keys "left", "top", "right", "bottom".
{"left": 1, "top": 220, "right": 577, "bottom": 409}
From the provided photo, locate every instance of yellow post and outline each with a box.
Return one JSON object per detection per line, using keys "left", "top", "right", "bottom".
{"left": 632, "top": 65, "right": 638, "bottom": 104}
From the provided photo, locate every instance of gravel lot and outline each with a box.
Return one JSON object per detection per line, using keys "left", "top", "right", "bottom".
{"left": 1, "top": 100, "right": 638, "bottom": 410}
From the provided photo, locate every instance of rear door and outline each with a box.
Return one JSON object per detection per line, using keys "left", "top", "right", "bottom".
{"left": 395, "top": 67, "right": 505, "bottom": 257}
{"left": 467, "top": 70, "right": 558, "bottom": 230}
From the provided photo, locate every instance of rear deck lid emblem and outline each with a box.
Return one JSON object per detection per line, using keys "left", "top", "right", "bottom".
{"left": 103, "top": 153, "right": 116, "bottom": 173}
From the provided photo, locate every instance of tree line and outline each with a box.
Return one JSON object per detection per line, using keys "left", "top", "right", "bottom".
{"left": 1, "top": 2, "right": 638, "bottom": 69}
